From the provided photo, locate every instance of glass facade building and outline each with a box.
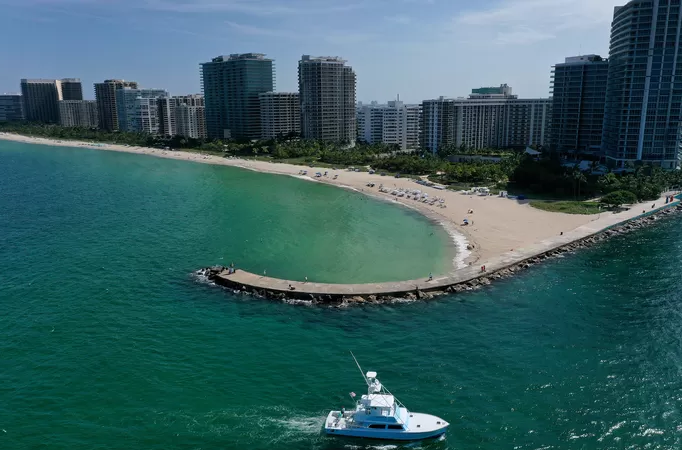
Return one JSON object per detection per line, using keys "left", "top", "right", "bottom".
{"left": 0, "top": 94, "right": 25, "bottom": 122}
{"left": 603, "top": 0, "right": 682, "bottom": 168}
{"left": 551, "top": 55, "right": 609, "bottom": 154}
{"left": 200, "top": 54, "right": 274, "bottom": 141}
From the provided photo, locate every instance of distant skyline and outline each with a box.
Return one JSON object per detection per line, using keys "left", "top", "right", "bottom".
{"left": 0, "top": 0, "right": 617, "bottom": 103}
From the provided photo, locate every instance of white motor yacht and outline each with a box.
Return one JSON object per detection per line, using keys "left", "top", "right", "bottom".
{"left": 324, "top": 357, "right": 449, "bottom": 441}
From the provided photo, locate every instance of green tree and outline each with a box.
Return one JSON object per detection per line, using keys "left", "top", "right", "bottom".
{"left": 601, "top": 190, "right": 638, "bottom": 208}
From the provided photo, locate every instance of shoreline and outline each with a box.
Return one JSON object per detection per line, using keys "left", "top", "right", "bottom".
{"left": 0, "top": 132, "right": 462, "bottom": 270}
{"left": 202, "top": 203, "right": 682, "bottom": 305}
{"left": 1, "top": 132, "right": 675, "bottom": 284}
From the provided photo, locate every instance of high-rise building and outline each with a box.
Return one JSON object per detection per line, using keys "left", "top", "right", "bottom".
{"left": 357, "top": 100, "right": 420, "bottom": 150}
{"left": 550, "top": 55, "right": 609, "bottom": 155}
{"left": 158, "top": 97, "right": 176, "bottom": 136}
{"left": 603, "top": 0, "right": 682, "bottom": 169}
{"left": 157, "top": 95, "right": 206, "bottom": 138}
{"left": 94, "top": 79, "right": 139, "bottom": 131}
{"left": 201, "top": 54, "right": 274, "bottom": 140}
{"left": 0, "top": 94, "right": 25, "bottom": 122}
{"left": 421, "top": 97, "right": 457, "bottom": 154}
{"left": 175, "top": 102, "right": 206, "bottom": 139}
{"left": 58, "top": 100, "right": 98, "bottom": 127}
{"left": 298, "top": 55, "right": 356, "bottom": 144}
{"left": 421, "top": 86, "right": 552, "bottom": 153}
{"left": 20, "top": 79, "right": 63, "bottom": 123}
{"left": 115, "top": 88, "right": 168, "bottom": 134}
{"left": 60, "top": 79, "right": 83, "bottom": 101}
{"left": 259, "top": 92, "right": 300, "bottom": 139}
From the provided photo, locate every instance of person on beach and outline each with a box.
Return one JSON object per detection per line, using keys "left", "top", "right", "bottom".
{"left": 428, "top": 273, "right": 433, "bottom": 281}
{"left": 305, "top": 276, "right": 308, "bottom": 283}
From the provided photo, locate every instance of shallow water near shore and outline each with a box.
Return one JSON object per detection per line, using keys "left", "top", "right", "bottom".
{"left": 3, "top": 141, "right": 682, "bottom": 449}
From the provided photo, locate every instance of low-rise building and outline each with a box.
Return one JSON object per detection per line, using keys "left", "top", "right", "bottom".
{"left": 357, "top": 99, "right": 420, "bottom": 150}
{"left": 58, "top": 100, "right": 98, "bottom": 127}
{"left": 0, "top": 94, "right": 25, "bottom": 122}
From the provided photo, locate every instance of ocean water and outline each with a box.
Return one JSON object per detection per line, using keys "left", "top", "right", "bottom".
{"left": 2, "top": 141, "right": 682, "bottom": 450}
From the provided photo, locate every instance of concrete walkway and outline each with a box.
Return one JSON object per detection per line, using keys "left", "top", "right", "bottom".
{"left": 216, "top": 194, "right": 679, "bottom": 298}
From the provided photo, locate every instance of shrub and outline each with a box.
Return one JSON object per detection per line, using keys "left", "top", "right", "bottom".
{"left": 601, "top": 190, "right": 638, "bottom": 208}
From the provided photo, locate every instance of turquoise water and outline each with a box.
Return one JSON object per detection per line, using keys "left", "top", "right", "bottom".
{"left": 2, "top": 141, "right": 682, "bottom": 449}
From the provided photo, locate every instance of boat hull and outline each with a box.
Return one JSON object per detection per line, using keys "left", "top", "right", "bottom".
{"left": 324, "top": 427, "right": 447, "bottom": 441}
{"left": 324, "top": 411, "right": 449, "bottom": 441}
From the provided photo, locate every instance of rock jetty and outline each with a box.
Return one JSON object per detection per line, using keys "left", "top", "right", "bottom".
{"left": 196, "top": 204, "right": 682, "bottom": 306}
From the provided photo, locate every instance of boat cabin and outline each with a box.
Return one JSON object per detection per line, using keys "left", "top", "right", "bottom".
{"left": 351, "top": 372, "right": 409, "bottom": 429}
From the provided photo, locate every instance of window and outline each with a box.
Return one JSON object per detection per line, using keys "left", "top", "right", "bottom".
{"left": 368, "top": 424, "right": 386, "bottom": 429}
{"left": 388, "top": 425, "right": 404, "bottom": 430}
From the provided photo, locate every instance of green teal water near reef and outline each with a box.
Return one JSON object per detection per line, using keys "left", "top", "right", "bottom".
{"left": 2, "top": 141, "right": 682, "bottom": 450}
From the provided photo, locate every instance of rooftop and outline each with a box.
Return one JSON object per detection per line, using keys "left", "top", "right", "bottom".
{"left": 21, "top": 79, "right": 58, "bottom": 84}
{"left": 365, "top": 394, "right": 395, "bottom": 408}
{"left": 559, "top": 55, "right": 607, "bottom": 65}
{"left": 208, "top": 54, "right": 272, "bottom": 63}
{"left": 301, "top": 55, "right": 347, "bottom": 64}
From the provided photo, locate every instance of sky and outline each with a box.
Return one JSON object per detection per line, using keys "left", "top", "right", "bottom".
{"left": 0, "top": 0, "right": 618, "bottom": 103}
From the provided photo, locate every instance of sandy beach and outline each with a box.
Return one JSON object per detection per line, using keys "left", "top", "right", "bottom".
{"left": 0, "top": 132, "right": 666, "bottom": 272}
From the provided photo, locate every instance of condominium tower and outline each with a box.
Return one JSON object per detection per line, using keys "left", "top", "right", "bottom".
{"left": 20, "top": 79, "right": 63, "bottom": 123}
{"left": 201, "top": 53, "right": 274, "bottom": 140}
{"left": 94, "top": 79, "right": 139, "bottom": 131}
{"left": 0, "top": 94, "right": 25, "bottom": 122}
{"left": 175, "top": 101, "right": 206, "bottom": 139}
{"left": 551, "top": 55, "right": 609, "bottom": 154}
{"left": 259, "top": 92, "right": 300, "bottom": 139}
{"left": 58, "top": 100, "right": 98, "bottom": 127}
{"left": 602, "top": 0, "right": 682, "bottom": 168}
{"left": 421, "top": 85, "right": 552, "bottom": 153}
{"left": 357, "top": 100, "right": 420, "bottom": 150}
{"left": 115, "top": 88, "right": 168, "bottom": 134}
{"left": 158, "top": 95, "right": 206, "bottom": 139}
{"left": 60, "top": 79, "right": 83, "bottom": 101}
{"left": 298, "top": 55, "right": 356, "bottom": 144}
{"left": 421, "top": 97, "right": 457, "bottom": 154}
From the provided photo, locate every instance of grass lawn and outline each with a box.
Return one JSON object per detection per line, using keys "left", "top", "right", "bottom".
{"left": 530, "top": 200, "right": 604, "bottom": 215}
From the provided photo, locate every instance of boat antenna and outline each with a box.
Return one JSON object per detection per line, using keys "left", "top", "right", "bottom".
{"left": 350, "top": 351, "right": 370, "bottom": 386}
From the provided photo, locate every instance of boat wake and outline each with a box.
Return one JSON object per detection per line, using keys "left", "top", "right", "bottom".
{"left": 153, "top": 406, "right": 327, "bottom": 445}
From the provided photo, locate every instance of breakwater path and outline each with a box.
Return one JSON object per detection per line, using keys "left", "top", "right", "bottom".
{"left": 207, "top": 195, "right": 680, "bottom": 303}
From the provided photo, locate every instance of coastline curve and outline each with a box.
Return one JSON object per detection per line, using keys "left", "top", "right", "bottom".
{"left": 202, "top": 201, "right": 682, "bottom": 305}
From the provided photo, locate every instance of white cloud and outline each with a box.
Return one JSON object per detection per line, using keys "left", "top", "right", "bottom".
{"left": 454, "top": 0, "right": 614, "bottom": 44}
{"left": 495, "top": 26, "right": 555, "bottom": 45}
{"left": 143, "top": 0, "right": 362, "bottom": 15}
{"left": 225, "top": 21, "right": 295, "bottom": 37}
{"left": 385, "top": 14, "right": 412, "bottom": 25}
{"left": 323, "top": 32, "right": 376, "bottom": 45}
